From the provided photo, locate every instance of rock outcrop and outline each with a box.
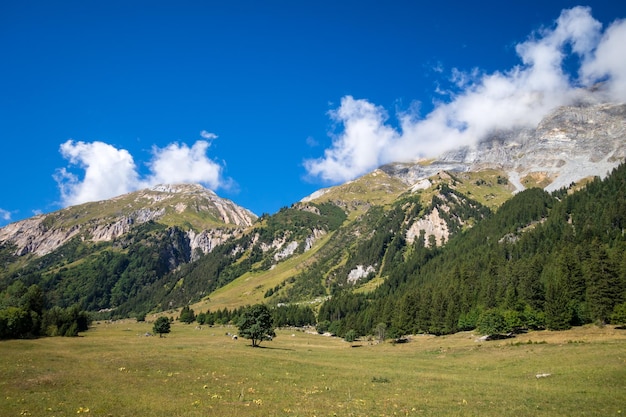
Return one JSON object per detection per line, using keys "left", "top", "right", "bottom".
{"left": 406, "top": 208, "right": 449, "bottom": 247}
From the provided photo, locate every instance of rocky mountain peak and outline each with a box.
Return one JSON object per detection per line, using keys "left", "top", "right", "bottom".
{"left": 149, "top": 183, "right": 212, "bottom": 193}
{"left": 381, "top": 102, "right": 626, "bottom": 192}
{"left": 0, "top": 184, "right": 257, "bottom": 256}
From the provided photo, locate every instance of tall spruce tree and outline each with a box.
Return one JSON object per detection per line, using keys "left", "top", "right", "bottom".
{"left": 543, "top": 266, "right": 573, "bottom": 330}
{"left": 585, "top": 241, "right": 619, "bottom": 323}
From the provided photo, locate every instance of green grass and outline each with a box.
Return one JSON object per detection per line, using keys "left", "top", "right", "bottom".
{"left": 193, "top": 232, "right": 334, "bottom": 311}
{"left": 1, "top": 323, "right": 625, "bottom": 417}
{"left": 448, "top": 170, "right": 515, "bottom": 209}
{"left": 307, "top": 170, "right": 408, "bottom": 215}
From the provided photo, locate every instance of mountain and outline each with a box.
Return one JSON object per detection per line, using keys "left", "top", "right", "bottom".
{"left": 0, "top": 183, "right": 256, "bottom": 257}
{"left": 0, "top": 184, "right": 256, "bottom": 316}
{"left": 380, "top": 102, "right": 626, "bottom": 193}
{"left": 1, "top": 101, "right": 625, "bottom": 330}
{"left": 315, "top": 163, "right": 626, "bottom": 337}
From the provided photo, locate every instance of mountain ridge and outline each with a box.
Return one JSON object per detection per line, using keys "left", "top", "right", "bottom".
{"left": 0, "top": 100, "right": 625, "bottom": 323}
{"left": 0, "top": 183, "right": 256, "bottom": 257}
{"left": 376, "top": 102, "right": 626, "bottom": 193}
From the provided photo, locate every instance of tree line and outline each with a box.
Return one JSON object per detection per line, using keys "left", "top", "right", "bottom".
{"left": 0, "top": 282, "right": 91, "bottom": 339}
{"left": 175, "top": 303, "right": 317, "bottom": 329}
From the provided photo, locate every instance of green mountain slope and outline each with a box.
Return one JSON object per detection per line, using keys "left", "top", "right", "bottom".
{"left": 316, "top": 163, "right": 626, "bottom": 337}
{"left": 184, "top": 171, "right": 494, "bottom": 314}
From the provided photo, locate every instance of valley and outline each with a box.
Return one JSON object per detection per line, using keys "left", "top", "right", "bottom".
{"left": 1, "top": 320, "right": 624, "bottom": 417}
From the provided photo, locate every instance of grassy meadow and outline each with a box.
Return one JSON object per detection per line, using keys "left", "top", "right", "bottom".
{"left": 1, "top": 322, "right": 625, "bottom": 417}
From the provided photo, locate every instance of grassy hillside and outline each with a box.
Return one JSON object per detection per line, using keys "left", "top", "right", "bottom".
{"left": 303, "top": 169, "right": 408, "bottom": 217}
{"left": 1, "top": 321, "right": 624, "bottom": 416}
{"left": 192, "top": 232, "right": 334, "bottom": 311}
{"left": 40, "top": 185, "right": 249, "bottom": 232}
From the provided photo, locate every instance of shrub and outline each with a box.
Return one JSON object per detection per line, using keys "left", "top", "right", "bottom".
{"left": 477, "top": 309, "right": 508, "bottom": 335}
{"left": 611, "top": 302, "right": 626, "bottom": 325}
{"left": 42, "top": 305, "right": 91, "bottom": 337}
{"left": 344, "top": 329, "right": 357, "bottom": 343}
{"left": 316, "top": 320, "right": 330, "bottom": 334}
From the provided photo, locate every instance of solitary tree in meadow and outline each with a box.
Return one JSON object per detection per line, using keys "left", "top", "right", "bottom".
{"left": 153, "top": 316, "right": 171, "bottom": 337}
{"left": 237, "top": 304, "right": 275, "bottom": 347}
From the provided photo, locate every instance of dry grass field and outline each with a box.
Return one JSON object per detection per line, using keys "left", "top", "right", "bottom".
{"left": 1, "top": 322, "right": 625, "bottom": 416}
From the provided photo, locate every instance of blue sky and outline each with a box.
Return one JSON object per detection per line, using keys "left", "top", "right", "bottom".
{"left": 1, "top": 1, "right": 625, "bottom": 226}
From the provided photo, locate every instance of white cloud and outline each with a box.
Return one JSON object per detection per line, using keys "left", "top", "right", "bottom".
{"left": 200, "top": 130, "right": 218, "bottom": 140}
{"left": 55, "top": 140, "right": 140, "bottom": 207}
{"left": 305, "top": 97, "right": 398, "bottom": 183}
{"left": 146, "top": 141, "right": 222, "bottom": 190}
{"left": 55, "top": 132, "right": 228, "bottom": 207}
{"left": 305, "top": 6, "right": 626, "bottom": 183}
{"left": 580, "top": 17, "right": 626, "bottom": 101}
{"left": 0, "top": 208, "right": 11, "bottom": 222}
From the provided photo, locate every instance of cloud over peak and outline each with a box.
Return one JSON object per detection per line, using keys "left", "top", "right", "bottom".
{"left": 55, "top": 140, "right": 140, "bottom": 207}
{"left": 146, "top": 141, "right": 222, "bottom": 189}
{"left": 305, "top": 6, "right": 626, "bottom": 183}
{"left": 55, "top": 134, "right": 229, "bottom": 207}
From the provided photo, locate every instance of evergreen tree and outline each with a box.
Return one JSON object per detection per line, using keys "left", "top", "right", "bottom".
{"left": 611, "top": 302, "right": 626, "bottom": 326}
{"left": 517, "top": 257, "right": 545, "bottom": 310}
{"left": 179, "top": 305, "right": 196, "bottom": 324}
{"left": 153, "top": 316, "right": 171, "bottom": 337}
{"left": 543, "top": 267, "right": 572, "bottom": 330}
{"left": 585, "top": 241, "right": 619, "bottom": 323}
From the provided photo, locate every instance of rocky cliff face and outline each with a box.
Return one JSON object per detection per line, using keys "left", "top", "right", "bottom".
{"left": 0, "top": 215, "right": 82, "bottom": 256}
{"left": 0, "top": 184, "right": 257, "bottom": 257}
{"left": 381, "top": 103, "right": 626, "bottom": 192}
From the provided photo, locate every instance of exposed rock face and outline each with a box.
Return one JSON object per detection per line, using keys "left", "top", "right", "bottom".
{"left": 260, "top": 235, "right": 289, "bottom": 253}
{"left": 253, "top": 226, "right": 327, "bottom": 265}
{"left": 0, "top": 216, "right": 82, "bottom": 256}
{"left": 274, "top": 241, "right": 299, "bottom": 261}
{"left": 347, "top": 265, "right": 376, "bottom": 284}
{"left": 186, "top": 229, "right": 240, "bottom": 261}
{"left": 381, "top": 103, "right": 626, "bottom": 191}
{"left": 304, "top": 228, "right": 327, "bottom": 251}
{"left": 0, "top": 184, "right": 257, "bottom": 256}
{"left": 406, "top": 208, "right": 449, "bottom": 247}
{"left": 90, "top": 209, "right": 166, "bottom": 242}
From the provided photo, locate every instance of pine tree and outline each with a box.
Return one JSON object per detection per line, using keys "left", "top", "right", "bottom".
{"left": 179, "top": 305, "right": 196, "bottom": 324}
{"left": 517, "top": 257, "right": 545, "bottom": 311}
{"left": 543, "top": 266, "right": 572, "bottom": 330}
{"left": 585, "top": 241, "right": 619, "bottom": 323}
